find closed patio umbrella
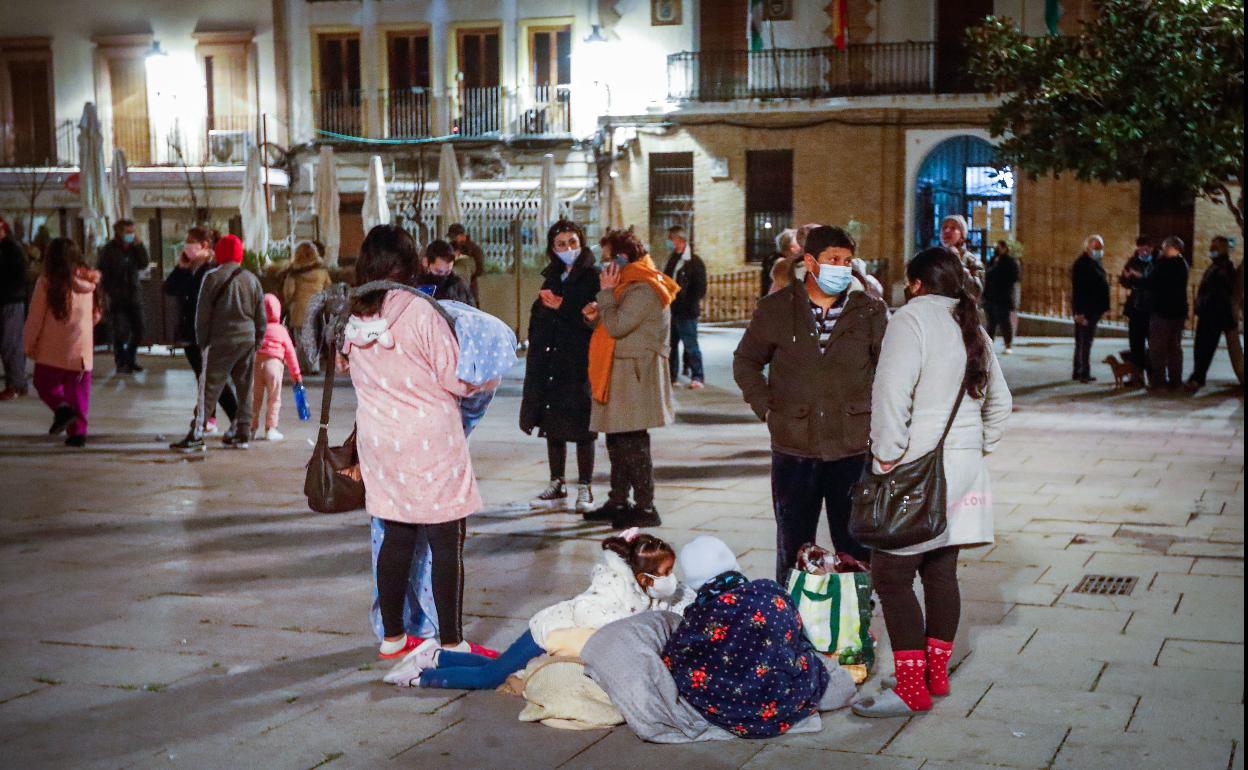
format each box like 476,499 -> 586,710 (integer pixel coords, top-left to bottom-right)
437,143 -> 463,230
362,155 -> 390,234
77,102 -> 111,248
109,147 -> 132,224
315,146 -> 341,266
539,152 -> 558,231
240,139 -> 269,260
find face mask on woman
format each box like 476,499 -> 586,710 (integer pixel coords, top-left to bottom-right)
555,248 -> 580,266
182,243 -> 201,262
1090,249 -> 1104,261
813,263 -> 853,296
644,572 -> 679,600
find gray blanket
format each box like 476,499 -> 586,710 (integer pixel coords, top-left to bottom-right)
582,611 -> 857,744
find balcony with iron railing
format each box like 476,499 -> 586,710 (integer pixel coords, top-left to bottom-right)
1,115 -> 262,169
0,120 -> 79,167
667,42 -> 983,102
313,89 -> 364,138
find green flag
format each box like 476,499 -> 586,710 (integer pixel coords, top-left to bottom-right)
750,1 -> 765,51
1045,0 -> 1062,35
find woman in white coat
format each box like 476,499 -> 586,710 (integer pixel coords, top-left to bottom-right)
854,246 -> 1012,718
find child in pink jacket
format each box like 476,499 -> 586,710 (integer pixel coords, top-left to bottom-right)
252,293 -> 302,441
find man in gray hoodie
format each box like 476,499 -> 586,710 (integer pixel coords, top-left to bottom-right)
171,234 -> 265,452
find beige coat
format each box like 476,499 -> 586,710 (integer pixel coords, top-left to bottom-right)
589,282 -> 674,434
282,256 -> 333,328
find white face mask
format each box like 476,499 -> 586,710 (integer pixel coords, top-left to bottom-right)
644,573 -> 679,600
555,248 -> 580,266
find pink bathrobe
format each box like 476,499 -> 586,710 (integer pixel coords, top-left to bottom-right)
344,291 -> 481,524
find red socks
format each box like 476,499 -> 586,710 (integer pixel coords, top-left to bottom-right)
926,637 -> 953,696
892,650 -> 932,711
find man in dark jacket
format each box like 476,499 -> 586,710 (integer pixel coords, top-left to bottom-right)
163,227 -> 237,430
1119,236 -> 1156,378
983,241 -> 1021,352
663,226 -> 708,388
1070,235 -> 1111,382
0,217 -> 28,400
97,219 -> 151,373
1145,236 -> 1190,389
734,226 -> 888,579
1186,236 -> 1237,391
414,239 -> 476,305
170,235 -> 266,452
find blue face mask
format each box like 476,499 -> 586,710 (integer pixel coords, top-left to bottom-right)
813,263 -> 853,296
555,248 -> 580,266
1090,249 -> 1104,262
1139,251 -> 1153,263
122,233 -> 135,244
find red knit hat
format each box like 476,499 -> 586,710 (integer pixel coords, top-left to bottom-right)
215,234 -> 244,265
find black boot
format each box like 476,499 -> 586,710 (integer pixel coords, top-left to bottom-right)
611,504 -> 662,529
584,500 -> 630,523
49,406 -> 76,435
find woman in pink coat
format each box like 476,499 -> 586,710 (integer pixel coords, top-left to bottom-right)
344,225 -> 491,661
24,238 -> 102,447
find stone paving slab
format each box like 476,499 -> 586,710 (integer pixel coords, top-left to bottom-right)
0,333 -> 1241,768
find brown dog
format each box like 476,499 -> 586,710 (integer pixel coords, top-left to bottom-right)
1103,354 -> 1139,389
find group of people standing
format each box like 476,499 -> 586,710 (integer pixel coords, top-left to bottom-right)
1074,233 -> 1242,390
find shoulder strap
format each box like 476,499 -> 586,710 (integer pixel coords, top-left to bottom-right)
936,387 -> 967,449
210,266 -> 245,311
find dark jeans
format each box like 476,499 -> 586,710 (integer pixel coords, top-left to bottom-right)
0,302 -> 26,390
109,299 -> 144,368
1189,315 -> 1225,386
1126,312 -> 1151,374
547,437 -> 595,485
870,546 -> 961,651
1148,317 -> 1185,387
605,430 -> 654,508
1072,315 -> 1100,379
420,629 -> 543,690
377,518 -> 466,644
184,344 -> 238,422
984,302 -> 1013,347
669,317 -> 704,382
770,451 -> 870,581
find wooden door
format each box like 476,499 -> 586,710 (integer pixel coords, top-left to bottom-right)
5,58 -> 53,164
317,34 -> 362,134
108,56 -> 150,165
935,0 -> 993,93
698,0 -> 749,100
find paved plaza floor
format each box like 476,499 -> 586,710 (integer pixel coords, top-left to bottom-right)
0,329 -> 1242,769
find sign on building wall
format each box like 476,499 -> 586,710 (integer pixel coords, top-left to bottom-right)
652,0 -> 682,25
763,0 -> 795,21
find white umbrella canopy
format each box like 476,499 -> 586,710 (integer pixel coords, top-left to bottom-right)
77,102 -> 110,247
539,152 -> 558,231
109,147 -> 132,224
314,146 -> 341,266
362,155 -> 390,235
239,139 -> 269,259
437,143 -> 463,230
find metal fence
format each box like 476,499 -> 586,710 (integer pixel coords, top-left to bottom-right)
383,88 -> 433,139
668,42 -> 941,101
454,85 -> 505,137
404,194 -> 579,272
518,84 -> 572,136
702,258 -> 892,323
313,89 -> 364,137
1019,262 -> 1205,330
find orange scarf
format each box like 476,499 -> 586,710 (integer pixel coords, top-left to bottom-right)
588,256 -> 680,404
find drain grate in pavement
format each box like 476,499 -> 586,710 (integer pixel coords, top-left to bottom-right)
1073,574 -> 1138,596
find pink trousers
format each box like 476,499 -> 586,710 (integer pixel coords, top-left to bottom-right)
33,363 -> 92,437
252,355 -> 284,431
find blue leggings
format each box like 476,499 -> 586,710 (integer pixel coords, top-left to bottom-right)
419,629 -> 544,690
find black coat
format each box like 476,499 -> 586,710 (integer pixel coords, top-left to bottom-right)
983,253 -> 1020,308
163,262 -> 212,345
1070,254 -> 1110,318
98,239 -> 150,304
1119,253 -> 1156,318
663,251 -> 707,319
1146,256 -> 1190,321
414,272 -> 476,306
520,252 -> 601,442
0,235 -> 26,305
1196,255 -> 1238,330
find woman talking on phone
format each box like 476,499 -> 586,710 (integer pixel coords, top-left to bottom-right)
520,220 -> 602,514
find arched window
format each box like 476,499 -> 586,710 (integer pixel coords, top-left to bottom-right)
914,136 -> 1013,257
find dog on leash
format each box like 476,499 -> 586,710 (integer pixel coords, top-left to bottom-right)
1103,354 -> 1140,389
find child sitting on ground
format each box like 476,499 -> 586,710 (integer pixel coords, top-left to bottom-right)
385,529 -> 691,689
253,293 -> 302,441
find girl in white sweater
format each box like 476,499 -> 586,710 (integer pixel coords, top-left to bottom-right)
386,529 -> 690,688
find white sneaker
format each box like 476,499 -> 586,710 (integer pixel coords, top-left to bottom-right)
266,428 -> 284,442
530,480 -> 568,510
1003,346 -> 1014,355
575,484 -> 594,513
204,419 -> 219,435
254,429 -> 268,441
383,638 -> 443,687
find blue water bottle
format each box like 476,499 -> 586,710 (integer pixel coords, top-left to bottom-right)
293,382 -> 311,421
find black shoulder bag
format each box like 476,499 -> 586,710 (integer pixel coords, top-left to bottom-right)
848,388 -> 966,550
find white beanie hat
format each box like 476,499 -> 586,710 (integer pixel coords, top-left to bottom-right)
679,535 -> 741,589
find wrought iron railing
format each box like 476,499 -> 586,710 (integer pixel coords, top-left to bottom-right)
454,85 -> 504,137
518,84 -> 572,136
313,89 -> 364,137
668,42 -> 965,102
0,119 -> 78,167
383,87 -> 433,139
1020,262 -> 1203,331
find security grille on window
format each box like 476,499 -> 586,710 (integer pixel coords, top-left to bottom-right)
745,149 -> 793,263
649,152 -> 694,254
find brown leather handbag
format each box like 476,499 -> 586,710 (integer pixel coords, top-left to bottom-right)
303,344 -> 365,513
848,388 -> 965,550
